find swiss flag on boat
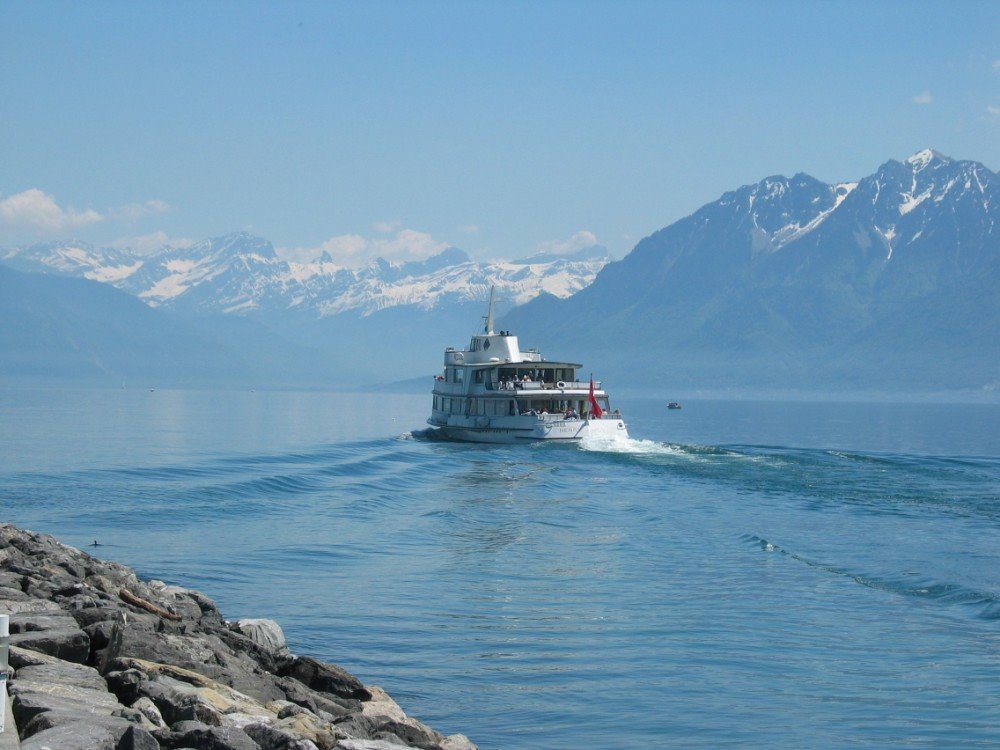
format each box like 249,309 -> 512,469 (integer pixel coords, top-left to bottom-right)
588,376 -> 604,419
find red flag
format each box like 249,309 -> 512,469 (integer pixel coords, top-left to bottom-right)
588,376 -> 604,418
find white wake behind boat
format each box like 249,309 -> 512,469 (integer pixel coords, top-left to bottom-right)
427,290 -> 628,443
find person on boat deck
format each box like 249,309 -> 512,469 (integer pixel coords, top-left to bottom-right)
522,374 -> 530,382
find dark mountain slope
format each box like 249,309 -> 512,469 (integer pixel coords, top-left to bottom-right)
502,151 -> 998,391
0,266 -> 336,386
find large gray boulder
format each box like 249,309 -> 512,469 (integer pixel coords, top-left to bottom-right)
8,612 -> 90,663
14,660 -> 107,693
277,657 -> 371,702
8,680 -> 122,726
19,720 -> 144,750
155,721 -> 262,750
232,619 -> 289,657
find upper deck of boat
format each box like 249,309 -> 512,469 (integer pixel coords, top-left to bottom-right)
444,358 -> 584,371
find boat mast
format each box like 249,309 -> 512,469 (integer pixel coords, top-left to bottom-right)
483,285 -> 496,334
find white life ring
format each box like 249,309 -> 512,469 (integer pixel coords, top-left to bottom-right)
557,381 -> 566,389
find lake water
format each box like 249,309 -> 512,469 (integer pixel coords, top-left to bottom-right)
1,387 -> 998,748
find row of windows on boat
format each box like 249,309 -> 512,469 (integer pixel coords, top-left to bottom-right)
433,396 -> 611,416
441,367 -> 579,385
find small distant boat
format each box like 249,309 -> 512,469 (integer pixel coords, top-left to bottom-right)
667,402 -> 682,410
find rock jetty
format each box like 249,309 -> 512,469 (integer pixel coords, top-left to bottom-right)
0,523 -> 476,750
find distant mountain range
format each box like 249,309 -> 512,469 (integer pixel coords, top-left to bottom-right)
2,149 -> 996,393
503,149 -> 999,392
0,234 -> 609,319
0,235 -> 610,385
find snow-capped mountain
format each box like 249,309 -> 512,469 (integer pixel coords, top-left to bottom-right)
117,233 -> 292,314
0,240 -> 142,283
2,232 -> 610,319
504,150 -> 999,390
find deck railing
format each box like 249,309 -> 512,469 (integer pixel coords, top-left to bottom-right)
496,380 -> 602,391
523,410 -> 623,421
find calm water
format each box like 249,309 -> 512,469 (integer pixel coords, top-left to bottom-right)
1,387 -> 998,748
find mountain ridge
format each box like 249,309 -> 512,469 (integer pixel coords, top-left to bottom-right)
501,150 -> 998,390
2,232 -> 610,319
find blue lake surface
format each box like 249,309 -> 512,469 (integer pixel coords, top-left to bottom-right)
1,387 -> 998,748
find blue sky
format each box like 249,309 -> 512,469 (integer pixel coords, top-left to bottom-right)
2,1 -> 997,264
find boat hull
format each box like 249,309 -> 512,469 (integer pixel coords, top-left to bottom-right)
428,416 -> 629,444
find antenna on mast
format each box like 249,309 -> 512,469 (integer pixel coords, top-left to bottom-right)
483,285 -> 496,334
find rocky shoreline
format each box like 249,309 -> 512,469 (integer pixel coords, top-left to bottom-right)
0,523 -> 476,750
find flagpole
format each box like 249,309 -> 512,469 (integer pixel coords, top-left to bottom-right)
588,372 -> 604,419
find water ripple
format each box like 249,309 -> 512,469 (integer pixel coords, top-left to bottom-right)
3,398 -> 1000,750
743,534 -> 1000,621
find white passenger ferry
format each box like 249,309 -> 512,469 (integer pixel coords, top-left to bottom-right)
428,291 -> 628,443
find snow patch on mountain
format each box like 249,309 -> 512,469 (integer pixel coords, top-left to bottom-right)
905,148 -> 948,171
287,259 -> 343,283
899,190 -> 931,216
86,262 -> 142,283
772,182 -> 859,249
1,240 -> 142,283
140,275 -> 188,302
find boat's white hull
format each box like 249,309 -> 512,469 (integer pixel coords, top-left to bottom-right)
428,415 -> 628,444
